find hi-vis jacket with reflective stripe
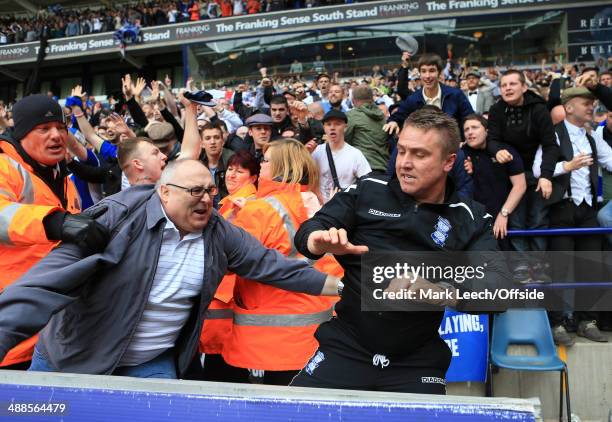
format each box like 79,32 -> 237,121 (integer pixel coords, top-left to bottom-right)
222,179 -> 342,371
0,138 -> 80,366
199,183 -> 257,355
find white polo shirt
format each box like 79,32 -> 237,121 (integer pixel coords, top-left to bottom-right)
119,206 -> 205,366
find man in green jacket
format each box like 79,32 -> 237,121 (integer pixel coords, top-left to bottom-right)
345,86 -> 390,174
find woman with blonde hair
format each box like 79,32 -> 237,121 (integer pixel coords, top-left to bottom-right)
222,138 -> 342,385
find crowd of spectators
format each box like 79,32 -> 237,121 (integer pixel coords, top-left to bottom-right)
0,50 -> 611,386
0,0 -> 359,45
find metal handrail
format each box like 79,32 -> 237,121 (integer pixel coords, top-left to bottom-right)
507,227 -> 612,288
525,282 -> 612,288
507,227 -> 612,237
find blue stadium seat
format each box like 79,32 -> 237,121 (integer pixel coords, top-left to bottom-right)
488,309 -> 571,422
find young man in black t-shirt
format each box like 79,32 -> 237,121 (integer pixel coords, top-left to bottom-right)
486,70 -> 560,282
462,114 -> 526,250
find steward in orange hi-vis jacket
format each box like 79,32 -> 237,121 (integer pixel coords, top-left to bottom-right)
199,182 -> 257,356
0,94 -> 107,367
222,178 -> 342,378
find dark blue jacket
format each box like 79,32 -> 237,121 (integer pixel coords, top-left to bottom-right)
388,83 -> 474,127
386,147 -> 474,199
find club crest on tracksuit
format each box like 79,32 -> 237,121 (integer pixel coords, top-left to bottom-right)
431,216 -> 451,247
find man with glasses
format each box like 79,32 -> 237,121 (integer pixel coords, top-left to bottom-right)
0,159 -> 342,378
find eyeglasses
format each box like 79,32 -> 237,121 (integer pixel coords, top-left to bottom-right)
166,183 -> 218,198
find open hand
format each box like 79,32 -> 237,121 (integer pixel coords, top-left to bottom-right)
307,228 -> 369,256
382,121 -> 400,135
122,74 -> 133,99
133,77 -> 147,98
71,85 -> 86,99
493,213 -> 508,239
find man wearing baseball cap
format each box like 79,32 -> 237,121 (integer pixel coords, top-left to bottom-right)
0,94 -> 109,369
532,86 -> 612,344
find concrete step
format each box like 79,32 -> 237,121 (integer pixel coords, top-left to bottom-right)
448,331 -> 612,421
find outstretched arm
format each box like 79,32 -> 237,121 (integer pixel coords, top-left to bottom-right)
177,92 -> 202,160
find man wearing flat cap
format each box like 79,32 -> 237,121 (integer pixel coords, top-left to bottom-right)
0,94 -> 108,369
244,113 -> 274,163
532,86 -> 612,345
146,121 -> 178,160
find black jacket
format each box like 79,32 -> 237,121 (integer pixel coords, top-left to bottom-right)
295,175 -> 506,365
487,90 -> 559,180
547,122 -> 599,207
67,156 -> 122,197
590,83 -> 612,111
272,115 -> 313,143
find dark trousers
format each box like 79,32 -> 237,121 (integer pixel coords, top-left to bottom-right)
184,353 -> 297,385
508,172 -> 549,269
202,354 -> 250,383
291,319 -> 447,394
548,200 -> 602,326
0,361 -> 31,371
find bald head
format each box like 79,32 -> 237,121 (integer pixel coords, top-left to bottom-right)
308,102 -> 325,121
550,105 -> 566,125
157,159 -> 211,188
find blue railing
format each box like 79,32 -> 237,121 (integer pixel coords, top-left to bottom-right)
506,226 -> 612,288
507,228 -> 612,237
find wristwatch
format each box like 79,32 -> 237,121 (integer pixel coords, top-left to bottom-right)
337,280 -> 344,297
500,208 -> 510,218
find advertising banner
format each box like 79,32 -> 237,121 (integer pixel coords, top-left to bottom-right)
440,309 -> 489,382
567,6 -> 612,62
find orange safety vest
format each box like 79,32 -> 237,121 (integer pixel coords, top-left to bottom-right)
218,183 -> 257,222
0,139 -> 81,366
222,179 -> 342,371
199,183 -> 257,354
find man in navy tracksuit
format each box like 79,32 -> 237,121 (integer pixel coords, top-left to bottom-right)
384,53 -> 474,199
383,53 -> 474,134
292,108 -> 506,394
